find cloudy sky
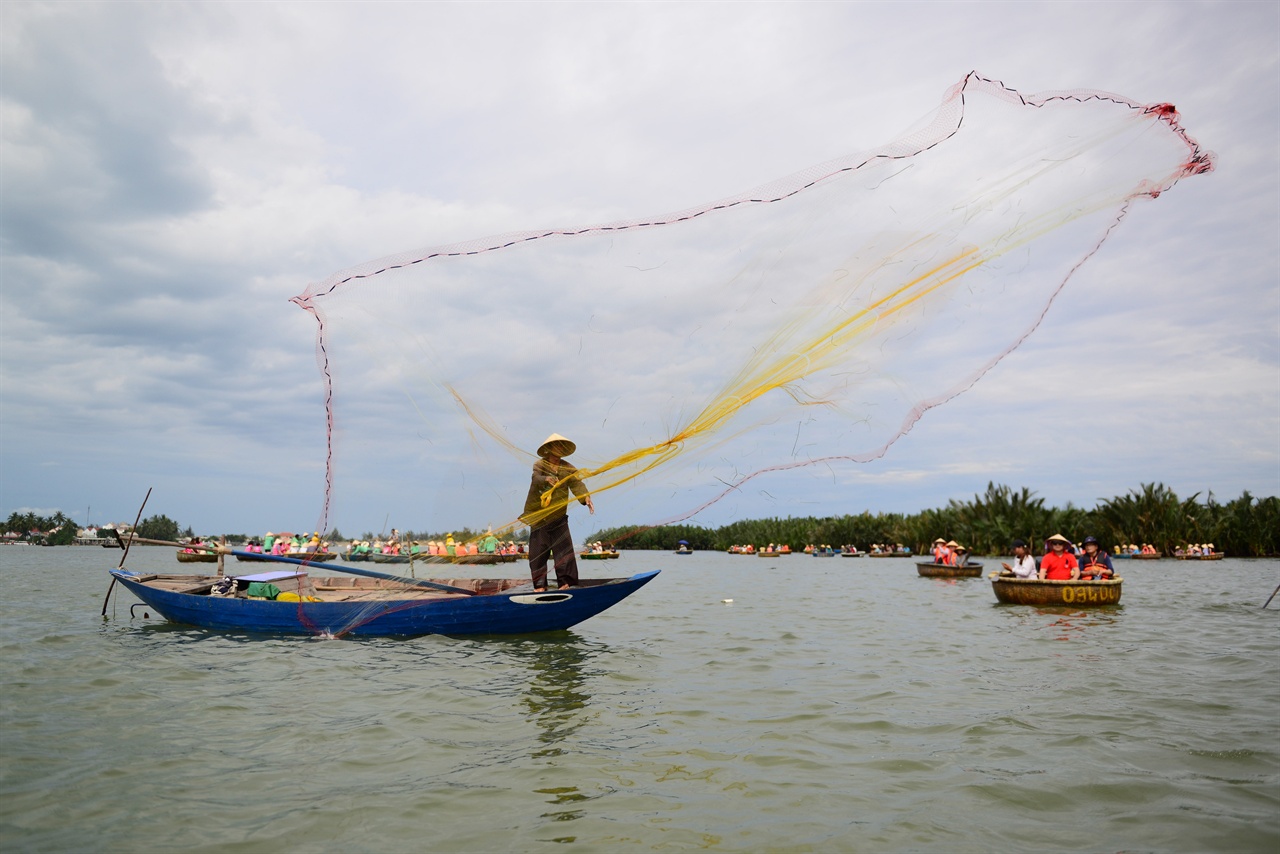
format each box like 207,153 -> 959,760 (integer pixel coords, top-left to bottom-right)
2,1 -> 1276,538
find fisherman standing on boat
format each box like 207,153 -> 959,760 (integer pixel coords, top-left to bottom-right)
1077,536 -> 1114,580
522,433 -> 594,592
1001,538 -> 1038,578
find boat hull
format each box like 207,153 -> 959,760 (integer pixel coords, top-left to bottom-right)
990,575 -> 1123,606
579,551 -> 620,560
916,561 -> 983,578
1175,553 -> 1224,560
175,551 -> 217,564
110,569 -> 659,637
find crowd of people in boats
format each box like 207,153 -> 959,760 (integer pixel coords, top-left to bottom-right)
926,539 -> 977,567
1173,543 -> 1219,556
1114,543 -> 1161,555
181,533 -> 332,556
987,535 -> 1116,581
866,543 -> 911,555
725,543 -> 909,555
235,531 -> 332,556
186,530 -> 1222,566
343,529 -> 522,558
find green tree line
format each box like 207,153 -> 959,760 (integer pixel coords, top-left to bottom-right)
2,510 -> 82,545
3,512 -> 196,545
588,483 -> 1280,557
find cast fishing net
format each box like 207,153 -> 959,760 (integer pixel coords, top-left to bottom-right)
292,73 -> 1212,543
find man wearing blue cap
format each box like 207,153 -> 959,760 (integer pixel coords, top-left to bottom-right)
1078,536 -> 1115,580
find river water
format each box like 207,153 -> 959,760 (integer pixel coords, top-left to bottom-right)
1,546 -> 1276,853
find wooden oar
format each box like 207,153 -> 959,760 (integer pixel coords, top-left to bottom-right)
113,534 -> 477,596
103,488 -> 151,616
1263,583 -> 1280,610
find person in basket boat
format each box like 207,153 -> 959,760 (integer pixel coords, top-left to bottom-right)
1078,536 -> 1115,580
944,540 -> 964,565
931,538 -> 948,562
1039,533 -> 1079,580
522,433 -> 594,592
1000,538 -> 1038,578
952,544 -> 972,566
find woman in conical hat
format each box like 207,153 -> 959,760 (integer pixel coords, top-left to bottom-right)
523,433 -> 593,591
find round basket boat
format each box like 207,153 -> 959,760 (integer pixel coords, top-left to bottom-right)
989,574 -> 1123,606
175,550 -> 217,563
916,561 -> 983,578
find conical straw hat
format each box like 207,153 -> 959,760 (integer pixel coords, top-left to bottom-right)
538,433 -> 576,458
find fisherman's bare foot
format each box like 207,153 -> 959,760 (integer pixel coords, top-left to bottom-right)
534,587 -> 547,593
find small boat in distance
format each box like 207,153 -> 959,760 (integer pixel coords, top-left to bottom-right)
367,552 -> 517,565
237,551 -> 338,563
675,540 -> 692,554
916,561 -> 983,578
579,550 -> 620,560
989,573 -> 1123,606
175,551 -> 217,564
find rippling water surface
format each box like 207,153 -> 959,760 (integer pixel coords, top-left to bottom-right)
2,547 -> 1277,853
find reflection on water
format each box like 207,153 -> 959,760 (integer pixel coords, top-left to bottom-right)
486,633 -> 606,757
996,602 -> 1124,643
488,632 -> 611,833
1035,608 -> 1122,642
525,633 -> 599,756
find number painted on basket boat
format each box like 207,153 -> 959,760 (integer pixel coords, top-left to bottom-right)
1061,585 -> 1120,604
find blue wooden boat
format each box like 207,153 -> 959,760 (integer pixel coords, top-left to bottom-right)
108,566 -> 659,638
